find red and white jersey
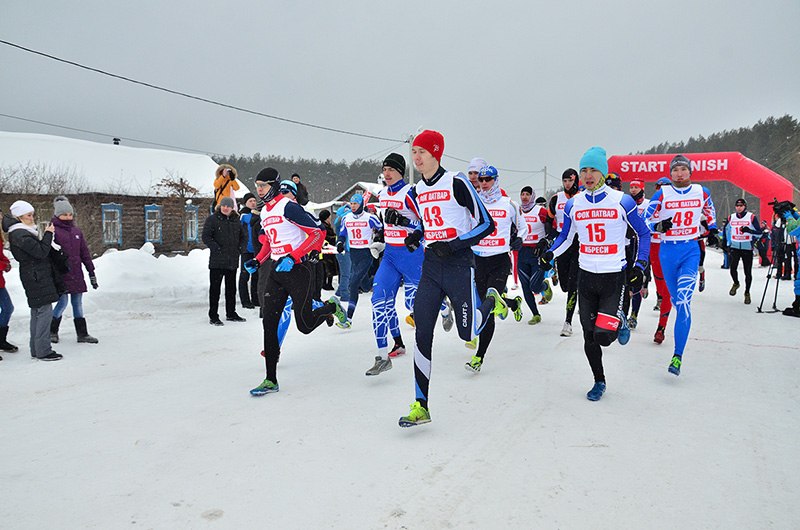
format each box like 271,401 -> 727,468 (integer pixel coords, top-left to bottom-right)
555,191 -> 572,231
658,184 -> 705,242
261,196 -> 308,260
473,197 -> 525,257
729,211 -> 755,243
416,171 -> 474,243
341,211 -> 380,249
522,204 -> 548,245
566,189 -> 630,273
636,198 -> 651,218
378,184 -> 419,247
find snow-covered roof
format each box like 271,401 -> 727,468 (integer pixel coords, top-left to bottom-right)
0,131 -> 247,197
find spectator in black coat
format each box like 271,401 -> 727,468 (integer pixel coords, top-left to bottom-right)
318,210 -> 338,291
202,197 -> 247,325
4,201 -> 63,361
291,173 -> 310,206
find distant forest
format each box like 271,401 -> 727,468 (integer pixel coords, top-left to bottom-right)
637,114 -> 800,216
215,114 -> 800,217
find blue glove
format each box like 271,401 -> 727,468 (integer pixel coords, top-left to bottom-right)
244,258 -> 260,274
275,256 -> 295,272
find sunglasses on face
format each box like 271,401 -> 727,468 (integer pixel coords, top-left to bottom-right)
478,176 -> 495,183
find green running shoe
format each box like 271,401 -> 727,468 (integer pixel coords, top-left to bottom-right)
398,401 -> 431,427
465,355 -> 483,373
528,314 -> 542,325
668,355 -> 682,376
250,378 -> 279,396
465,337 -> 478,349
512,296 -> 523,322
328,296 -> 348,325
543,279 -> 553,302
486,287 -> 508,320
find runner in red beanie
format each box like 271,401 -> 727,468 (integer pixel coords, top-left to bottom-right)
412,130 -> 445,162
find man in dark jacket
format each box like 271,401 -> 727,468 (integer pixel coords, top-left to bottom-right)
202,197 -> 247,325
238,193 -> 260,309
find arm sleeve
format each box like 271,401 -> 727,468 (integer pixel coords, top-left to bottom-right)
645,190 -> 664,231
622,195 -> 651,264
79,230 -> 95,274
451,175 -> 495,250
201,216 -> 221,251
283,202 -> 325,261
255,233 -> 271,264
550,200 -> 577,258
513,203 -> 528,241
369,214 -> 383,231
702,187 -> 717,230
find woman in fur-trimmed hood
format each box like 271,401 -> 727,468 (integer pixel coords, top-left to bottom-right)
213,163 -> 240,209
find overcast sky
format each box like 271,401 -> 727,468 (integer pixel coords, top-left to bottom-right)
2,0 -> 799,193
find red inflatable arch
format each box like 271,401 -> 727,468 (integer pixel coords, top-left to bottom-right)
608,152 -> 795,227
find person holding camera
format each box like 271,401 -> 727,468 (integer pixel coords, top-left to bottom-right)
3,201 -> 63,361
213,164 -> 240,210
771,200 -> 800,316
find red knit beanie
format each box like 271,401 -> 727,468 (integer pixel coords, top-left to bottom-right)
412,130 -> 445,162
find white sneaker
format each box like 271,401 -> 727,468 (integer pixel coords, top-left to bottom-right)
440,297 -> 454,332
560,321 -> 573,337
365,356 -> 392,376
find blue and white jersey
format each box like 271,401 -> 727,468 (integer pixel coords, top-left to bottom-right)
551,186 -> 650,273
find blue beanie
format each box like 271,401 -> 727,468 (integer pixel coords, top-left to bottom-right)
579,146 -> 608,176
350,194 -> 364,205
279,179 -> 298,195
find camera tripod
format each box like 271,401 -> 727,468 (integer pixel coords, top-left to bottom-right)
757,248 -> 783,313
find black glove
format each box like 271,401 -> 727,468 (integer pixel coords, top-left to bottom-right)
533,238 -> 552,258
627,260 -> 647,294
654,218 -> 673,233
404,231 -> 422,252
336,241 -> 345,254
706,228 -> 719,248
384,208 -> 411,227
740,226 -> 753,234
539,250 -> 554,271
510,237 -> 523,251
244,259 -> 260,274
372,229 -> 384,243
89,274 -> 99,290
427,241 -> 453,258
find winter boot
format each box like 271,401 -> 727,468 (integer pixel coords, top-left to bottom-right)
783,296 -> 800,317
0,326 -> 19,353
744,291 -> 751,305
74,318 -> 99,344
729,282 -> 740,296
50,316 -> 62,343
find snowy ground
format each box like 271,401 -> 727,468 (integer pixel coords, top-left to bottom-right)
0,246 -> 797,529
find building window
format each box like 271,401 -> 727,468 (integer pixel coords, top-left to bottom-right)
144,204 -> 162,244
184,204 -> 199,242
101,203 -> 123,245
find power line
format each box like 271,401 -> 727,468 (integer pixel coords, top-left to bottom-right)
0,112 -> 224,155
0,39 -> 404,143
442,153 -> 544,174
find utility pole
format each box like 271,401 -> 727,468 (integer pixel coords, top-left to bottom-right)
543,166 -> 547,198
407,133 -> 415,184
